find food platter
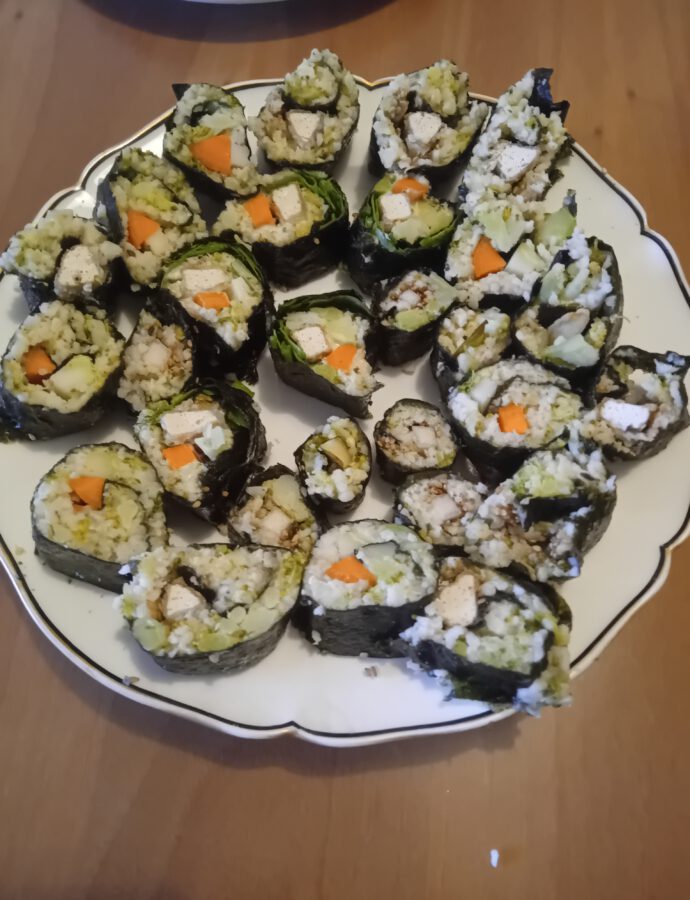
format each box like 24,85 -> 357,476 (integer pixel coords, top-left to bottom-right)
1,74 -> 689,747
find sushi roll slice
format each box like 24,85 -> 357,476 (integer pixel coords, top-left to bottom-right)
0,301 -> 125,439
213,169 -> 348,288
514,234 -> 623,383
117,299 -> 198,414
444,193 -> 578,313
250,49 -> 360,173
119,543 -> 302,674
581,346 -> 690,460
372,269 -> 459,366
163,83 -> 260,200
159,238 -> 271,382
393,471 -> 488,555
459,68 -> 571,215
31,442 -> 168,592
400,558 -> 572,711
295,520 -> 438,657
134,381 -> 267,523
369,60 -> 489,183
269,291 -> 378,419
0,210 -> 122,313
227,465 -> 320,558
96,148 -> 207,288
346,174 -> 458,292
374,399 -> 458,485
431,303 -> 512,397
294,416 -> 371,514
460,440 -> 617,581
446,359 -> 582,473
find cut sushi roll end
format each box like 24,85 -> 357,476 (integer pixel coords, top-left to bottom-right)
374,399 -> 458,485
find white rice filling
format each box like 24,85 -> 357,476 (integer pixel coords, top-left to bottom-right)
377,402 -> 457,469
300,417 -> 369,503
539,232 -> 614,311
396,473 -> 488,544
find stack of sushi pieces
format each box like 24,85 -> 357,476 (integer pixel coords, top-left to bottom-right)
1,52 -> 688,713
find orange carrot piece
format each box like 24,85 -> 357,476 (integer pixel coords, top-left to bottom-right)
68,476 -> 106,511
127,210 -> 160,250
162,444 -> 199,469
325,555 -> 377,586
190,134 -> 232,176
194,290 -> 231,311
243,193 -> 276,228
472,236 -> 506,280
23,347 -> 56,384
324,344 -> 357,373
392,177 -> 429,201
498,403 -> 529,434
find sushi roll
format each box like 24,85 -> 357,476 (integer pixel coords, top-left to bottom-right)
459,68 -> 571,215
400,558 -> 572,711
446,359 -> 582,473
460,440 -> 617,581
31,442 -> 168,592
163,83 -> 260,200
581,346 -> 690,460
117,299 -> 198,414
430,303 -> 512,397
226,465 -> 320,558
268,290 -> 379,419
374,399 -> 458,485
159,238 -> 271,382
369,60 -> 489,183
250,49 -> 360,173
346,174 -> 458,292
372,269 -> 460,366
393,471 -> 488,555
295,519 -> 438,657
118,543 -> 302,674
213,169 -> 348,288
444,193 -> 578,313
0,301 -> 125,439
294,416 -> 371,514
96,148 -> 207,288
0,210 -> 122,313
134,381 -> 267,523
513,233 -> 623,383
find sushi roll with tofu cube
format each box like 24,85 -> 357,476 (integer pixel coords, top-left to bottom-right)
163,83 -> 260,200
294,416 -> 372,514
374,399 -> 459,485
295,519 -> 438,657
213,170 -> 348,288
0,210 -> 122,313
118,542 -> 303,674
269,290 -> 379,419
0,301 -> 125,439
31,442 -> 168,592
581,346 -> 690,460
346,174 -> 457,292
96,148 -> 207,288
369,60 -> 489,183
400,557 -> 572,711
250,49 -> 360,173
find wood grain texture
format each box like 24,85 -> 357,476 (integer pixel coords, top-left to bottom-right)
1,1 -> 689,897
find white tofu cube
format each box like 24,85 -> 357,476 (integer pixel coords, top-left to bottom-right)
54,245 -> 101,292
161,582 -> 205,621
601,398 -> 650,432
140,339 -> 170,369
194,425 -> 229,461
259,508 -> 293,542
230,276 -> 251,304
379,192 -> 412,229
495,142 -> 540,183
182,267 -> 227,295
271,183 -> 305,224
292,325 -> 330,361
412,425 -> 436,448
286,110 -> 323,149
404,111 -> 443,154
434,573 -> 477,627
427,493 -> 461,527
160,410 -> 219,443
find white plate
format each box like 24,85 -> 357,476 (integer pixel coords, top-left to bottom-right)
2,77 -> 689,748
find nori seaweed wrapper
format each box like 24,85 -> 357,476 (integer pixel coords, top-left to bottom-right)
158,237 -> 272,383
374,398 -> 459,485
346,174 -> 458,293
214,170 -> 349,288
268,290 -> 379,419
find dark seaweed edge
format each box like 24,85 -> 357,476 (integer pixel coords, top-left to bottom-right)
2,79 -> 689,742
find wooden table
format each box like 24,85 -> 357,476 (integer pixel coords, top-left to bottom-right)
1,1 -> 689,896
